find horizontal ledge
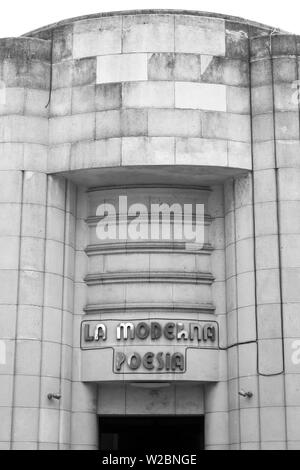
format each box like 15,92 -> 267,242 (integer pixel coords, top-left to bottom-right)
87,183 -> 212,193
84,271 -> 215,285
85,241 -> 214,255
84,302 -> 216,314
85,214 -> 213,226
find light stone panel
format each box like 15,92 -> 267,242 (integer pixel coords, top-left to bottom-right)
97,54 -> 148,84
175,82 -> 227,112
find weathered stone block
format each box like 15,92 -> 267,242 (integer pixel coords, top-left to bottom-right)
260,406 -> 286,441
20,237 -> 45,272
11,407 -> 39,442
275,111 -> 299,140
73,58 -> 96,87
0,143 -> 23,171
273,57 -> 297,83
0,236 -> 19,269
148,53 -> 175,81
251,59 -> 272,87
254,202 -> 278,236
148,53 -> 203,82
256,235 -> 279,269
53,25 -> 73,63
281,234 -> 300,268
50,88 -> 72,117
23,206 -> 46,242
201,57 -> 249,86
227,86 -> 250,114
279,168 -> 300,200
23,171 -> 47,205
123,81 -> 174,108
52,61 -> 73,89
253,141 -> 275,170
0,202 -> 21,236
228,141 -> 252,169
72,85 -> 95,114
225,21 -> 249,59
70,138 -> 121,170
271,35 -> 297,56
122,136 -> 175,165
175,15 -> 225,56
0,116 -> 48,144
121,109 -> 148,136
202,112 -> 251,142
0,88 -> 24,115
277,141 -> 300,168
96,110 -> 120,139
236,204 -> 254,241
251,86 -> 273,115
274,83 -> 298,111
238,306 -> 257,343
49,113 -> 94,145
48,144 -> 71,173
25,89 -> 49,117
73,17 -> 122,58
252,114 -> 274,142
250,36 -> 270,60
95,83 -> 121,111
254,169 -> 276,203
1,59 -> 50,89
175,138 -> 227,166
148,109 -> 201,137
123,14 -> 174,53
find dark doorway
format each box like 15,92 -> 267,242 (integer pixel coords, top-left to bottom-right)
98,416 -> 205,451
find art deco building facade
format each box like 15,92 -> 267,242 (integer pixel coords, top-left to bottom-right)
0,9 -> 300,450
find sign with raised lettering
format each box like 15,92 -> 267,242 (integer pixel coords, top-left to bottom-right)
81,319 -> 219,377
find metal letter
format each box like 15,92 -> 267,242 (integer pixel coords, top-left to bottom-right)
164,323 -> 175,340
165,353 -> 171,371
115,352 -> 126,371
84,324 -> 94,342
94,324 -> 107,341
189,323 -> 202,342
177,323 -> 189,341
156,352 -> 164,370
171,353 -> 185,371
143,352 -> 155,370
127,353 -> 141,370
203,324 -> 216,342
151,322 -> 162,340
135,322 -> 150,340
117,323 -> 135,340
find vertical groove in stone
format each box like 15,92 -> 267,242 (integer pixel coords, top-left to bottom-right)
37,174 -> 49,449
9,170 -> 24,449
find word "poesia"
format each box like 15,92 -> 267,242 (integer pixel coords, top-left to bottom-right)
115,351 -> 185,372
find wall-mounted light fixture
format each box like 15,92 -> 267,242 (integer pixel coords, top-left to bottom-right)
238,390 -> 253,399
47,393 -> 62,401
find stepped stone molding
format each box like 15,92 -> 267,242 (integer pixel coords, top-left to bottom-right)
84,271 -> 215,286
